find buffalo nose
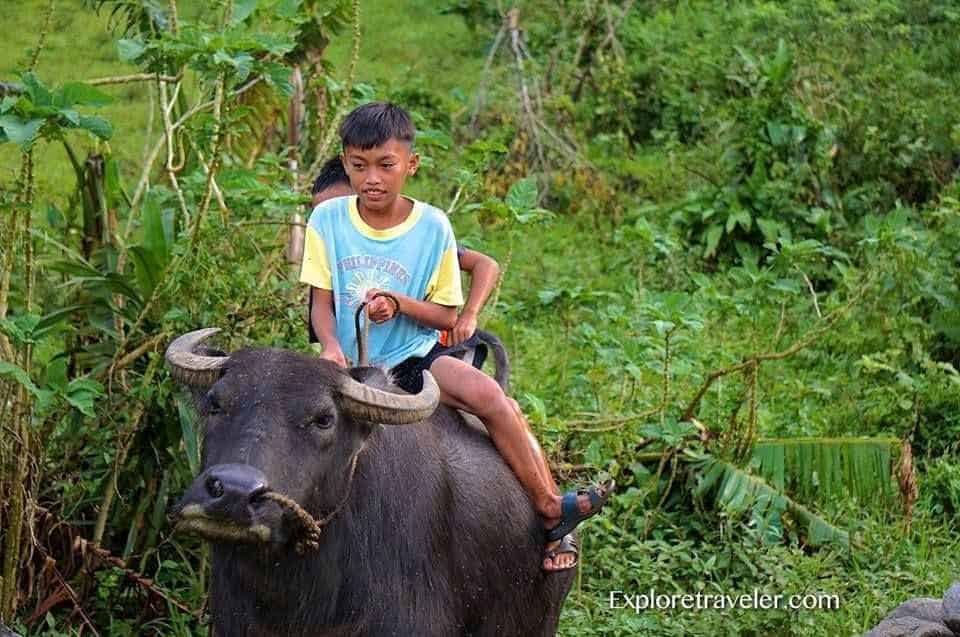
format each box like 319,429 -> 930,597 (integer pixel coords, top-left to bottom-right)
183,464 -> 270,522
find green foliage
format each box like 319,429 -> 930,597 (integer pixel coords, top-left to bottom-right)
751,437 -> 899,510
0,73 -> 113,148
920,457 -> 960,519
4,0 -> 960,634
692,451 -> 848,548
464,175 -> 555,229
534,0 -> 960,261
83,0 -> 171,37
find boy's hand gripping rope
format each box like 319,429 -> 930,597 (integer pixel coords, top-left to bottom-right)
353,292 -> 401,366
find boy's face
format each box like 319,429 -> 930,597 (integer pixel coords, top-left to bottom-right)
342,138 -> 419,214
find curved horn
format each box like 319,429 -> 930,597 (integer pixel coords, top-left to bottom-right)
165,328 -> 230,387
338,371 -> 439,425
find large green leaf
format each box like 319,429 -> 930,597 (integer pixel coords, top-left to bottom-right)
750,437 -> 898,509
0,361 -> 41,397
20,72 -> 52,106
141,195 -> 173,261
129,246 -> 164,298
131,195 -> 174,297
691,453 -> 849,549
0,114 -> 44,147
703,223 -> 724,258
506,177 -> 538,213
0,314 -> 42,345
232,0 -> 259,24
64,377 -> 105,417
79,115 -> 113,140
60,82 -> 114,108
117,38 -> 147,62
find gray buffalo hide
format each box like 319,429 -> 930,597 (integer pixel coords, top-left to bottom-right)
944,583 -> 960,634
862,617 -> 955,637
864,583 -> 960,637
885,598 -> 948,625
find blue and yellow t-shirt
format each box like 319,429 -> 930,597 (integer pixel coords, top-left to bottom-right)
299,195 -> 463,368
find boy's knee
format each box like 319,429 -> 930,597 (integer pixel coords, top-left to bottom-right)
460,376 -> 510,420
432,358 -> 515,420
474,380 -> 509,416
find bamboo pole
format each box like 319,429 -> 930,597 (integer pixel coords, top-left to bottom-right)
0,149 -> 36,622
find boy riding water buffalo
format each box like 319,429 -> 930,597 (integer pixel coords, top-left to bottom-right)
299,102 -> 613,570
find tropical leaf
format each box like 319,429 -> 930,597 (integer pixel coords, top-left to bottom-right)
750,437 -> 899,509
78,115 -> 113,140
0,361 -> 42,398
60,82 -> 114,108
506,176 -> 537,213
690,452 -> 849,549
0,114 -> 44,148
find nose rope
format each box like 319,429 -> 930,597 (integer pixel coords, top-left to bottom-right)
261,450 -> 362,554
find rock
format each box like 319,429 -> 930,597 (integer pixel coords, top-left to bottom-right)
884,598 -> 947,624
862,617 -> 955,637
944,582 -> 960,634
0,625 -> 22,637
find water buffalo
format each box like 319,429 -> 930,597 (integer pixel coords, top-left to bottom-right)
167,328 -> 574,636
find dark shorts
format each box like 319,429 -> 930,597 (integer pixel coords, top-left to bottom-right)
390,334 -> 488,394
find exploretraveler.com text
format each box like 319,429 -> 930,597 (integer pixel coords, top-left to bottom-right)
608,589 -> 840,613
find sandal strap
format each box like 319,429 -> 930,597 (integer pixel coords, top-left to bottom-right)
546,480 -> 615,542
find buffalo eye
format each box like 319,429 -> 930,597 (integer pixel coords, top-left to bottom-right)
311,413 -> 334,429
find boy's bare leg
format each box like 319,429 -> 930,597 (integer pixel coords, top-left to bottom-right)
429,357 -> 560,519
502,397 -> 578,571
429,357 -> 600,569
506,396 -> 560,496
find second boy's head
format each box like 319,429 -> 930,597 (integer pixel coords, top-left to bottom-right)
339,102 -> 419,214
311,157 -> 353,207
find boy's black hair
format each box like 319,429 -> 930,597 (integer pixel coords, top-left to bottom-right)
339,102 -> 415,150
311,156 -> 350,195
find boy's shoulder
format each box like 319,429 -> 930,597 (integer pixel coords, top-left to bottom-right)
412,199 -> 454,235
307,195 -> 352,226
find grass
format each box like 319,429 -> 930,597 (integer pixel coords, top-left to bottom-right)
1,0 -> 485,206
2,0 -> 152,203
325,0 -> 486,96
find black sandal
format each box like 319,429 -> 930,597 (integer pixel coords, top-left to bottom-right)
545,479 -> 615,543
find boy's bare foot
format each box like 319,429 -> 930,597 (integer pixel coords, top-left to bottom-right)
543,534 -> 578,571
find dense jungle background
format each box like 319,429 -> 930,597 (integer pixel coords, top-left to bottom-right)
1,0 -> 960,635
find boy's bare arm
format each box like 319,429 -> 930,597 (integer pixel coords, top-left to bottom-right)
365,290 -> 457,331
452,248 -> 499,345
311,287 -> 347,367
